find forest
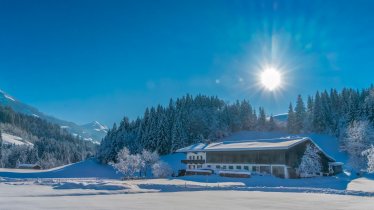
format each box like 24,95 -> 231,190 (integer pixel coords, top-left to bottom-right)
98,87 -> 374,172
98,94 -> 278,163
0,106 -> 96,169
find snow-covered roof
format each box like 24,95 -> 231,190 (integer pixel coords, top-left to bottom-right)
17,163 -> 40,168
176,137 -> 309,153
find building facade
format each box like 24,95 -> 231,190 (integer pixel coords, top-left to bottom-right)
177,137 -> 343,178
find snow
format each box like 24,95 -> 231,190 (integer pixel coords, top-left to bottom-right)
176,143 -> 207,152
218,171 -> 251,175
0,159 -> 121,179
177,137 -> 310,152
273,113 -> 288,122
187,169 -> 213,173
93,121 -> 108,130
0,90 -> 16,101
221,131 -> 348,163
160,153 -> 185,174
0,177 -> 373,210
1,133 -> 33,146
0,153 -> 374,209
0,132 -> 373,209
348,177 -> 374,193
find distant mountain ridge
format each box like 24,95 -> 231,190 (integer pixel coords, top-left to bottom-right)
0,89 -> 107,143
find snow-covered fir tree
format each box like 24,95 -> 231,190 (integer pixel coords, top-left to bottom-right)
98,94 -> 273,163
287,103 -> 296,134
294,95 -> 306,134
0,106 -> 95,169
297,144 -> 322,177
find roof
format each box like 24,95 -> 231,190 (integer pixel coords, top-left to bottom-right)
17,164 -> 40,168
176,136 -> 338,163
176,137 -> 309,153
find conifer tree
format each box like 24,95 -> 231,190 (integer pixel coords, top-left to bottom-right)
294,95 -> 306,134
287,103 -> 296,134
268,115 -> 276,131
257,107 -> 266,131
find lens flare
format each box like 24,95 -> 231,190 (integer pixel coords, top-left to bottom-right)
260,68 -> 282,91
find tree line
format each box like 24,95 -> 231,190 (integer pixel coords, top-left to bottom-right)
287,86 -> 374,172
0,106 -> 96,169
98,94 -> 278,163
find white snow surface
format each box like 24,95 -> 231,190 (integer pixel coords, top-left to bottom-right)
1,131 -> 372,210
177,137 -> 308,152
221,131 -> 348,163
0,89 -> 16,101
0,176 -> 373,210
1,133 -> 33,146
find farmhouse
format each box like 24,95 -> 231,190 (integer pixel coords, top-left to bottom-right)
16,163 -> 41,170
177,137 -> 343,178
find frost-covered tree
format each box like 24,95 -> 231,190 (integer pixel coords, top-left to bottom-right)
342,120 -> 374,171
152,161 -> 173,178
362,145 -> 374,173
110,147 -> 144,179
297,144 -> 322,177
140,149 -> 159,177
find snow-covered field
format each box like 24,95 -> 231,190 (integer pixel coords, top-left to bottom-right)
0,131 -> 373,209
1,132 -> 33,146
0,177 -> 374,210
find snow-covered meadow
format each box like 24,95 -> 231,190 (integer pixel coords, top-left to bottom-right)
1,175 -> 374,210
1,131 -> 374,209
1,157 -> 374,210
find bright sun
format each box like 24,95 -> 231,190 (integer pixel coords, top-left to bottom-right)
260,68 -> 282,91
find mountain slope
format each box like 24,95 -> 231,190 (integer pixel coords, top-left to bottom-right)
0,89 -> 107,143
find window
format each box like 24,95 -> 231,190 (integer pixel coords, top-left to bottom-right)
207,165 -> 211,168
197,165 -> 202,168
189,156 -> 192,160
228,166 -> 234,170
244,166 -> 249,171
192,156 -> 195,160
236,166 -> 242,170
216,165 -> 221,169
260,166 -> 271,174
222,165 -> 227,169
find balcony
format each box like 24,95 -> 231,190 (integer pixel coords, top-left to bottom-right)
181,159 -> 205,164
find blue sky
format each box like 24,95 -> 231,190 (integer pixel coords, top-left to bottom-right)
1,0 -> 374,126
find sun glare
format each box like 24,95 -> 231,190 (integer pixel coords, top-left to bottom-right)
260,68 -> 282,91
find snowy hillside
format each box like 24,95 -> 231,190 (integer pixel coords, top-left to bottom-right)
273,113 -> 288,122
0,89 -> 107,143
1,132 -> 33,146
0,159 -> 120,179
80,121 -> 108,142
